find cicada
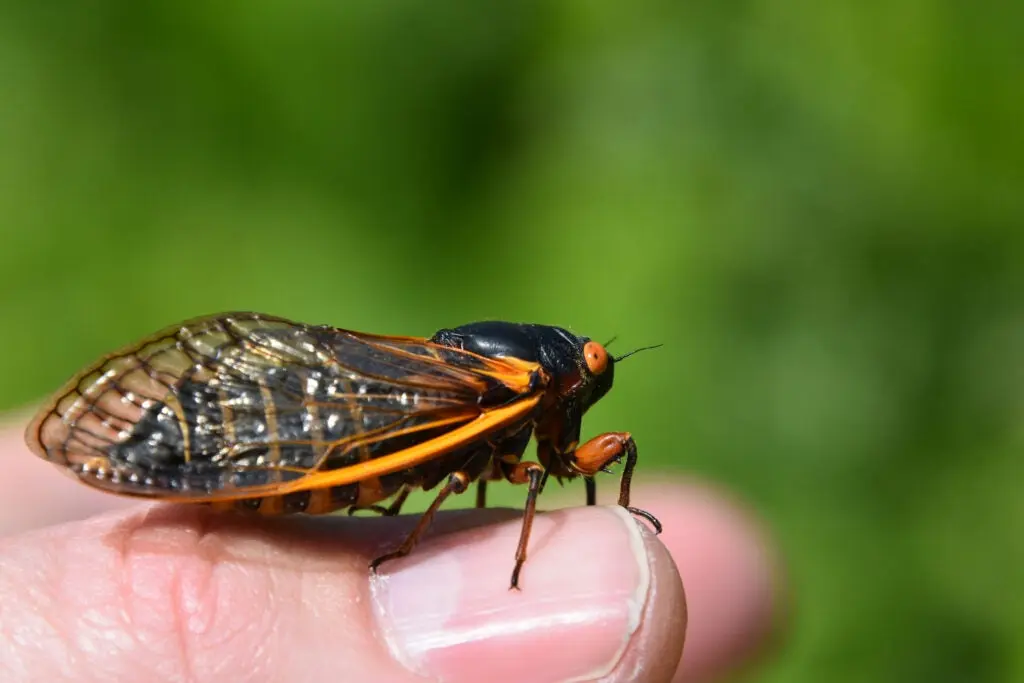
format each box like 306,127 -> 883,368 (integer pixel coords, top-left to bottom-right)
25,312 -> 660,589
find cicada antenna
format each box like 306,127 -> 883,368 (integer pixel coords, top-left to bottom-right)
613,343 -> 663,362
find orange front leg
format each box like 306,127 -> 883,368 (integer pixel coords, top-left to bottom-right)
570,432 -> 663,534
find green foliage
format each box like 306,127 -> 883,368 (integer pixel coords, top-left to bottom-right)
1,2 -> 1021,681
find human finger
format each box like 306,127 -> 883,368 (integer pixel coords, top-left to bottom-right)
553,479 -> 782,683
0,412 -> 137,536
0,502 -> 685,683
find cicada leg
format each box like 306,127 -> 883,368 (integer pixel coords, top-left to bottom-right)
369,472 -> 470,573
474,456 -> 509,508
347,487 -> 411,517
475,422 -> 533,510
475,480 -> 488,509
505,461 -> 546,591
572,432 -> 662,535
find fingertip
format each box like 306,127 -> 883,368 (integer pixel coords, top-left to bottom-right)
601,523 -> 687,683
633,480 -> 783,682
370,505 -> 686,683
2,481 -> 693,683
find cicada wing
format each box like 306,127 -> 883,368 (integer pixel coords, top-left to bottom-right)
26,312 -> 542,501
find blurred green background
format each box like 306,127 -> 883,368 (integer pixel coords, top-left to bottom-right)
2,2 -> 1021,682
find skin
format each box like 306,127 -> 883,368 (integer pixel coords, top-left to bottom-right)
0,412 -> 783,682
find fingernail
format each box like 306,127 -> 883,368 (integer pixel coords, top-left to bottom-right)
370,506 -> 652,683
